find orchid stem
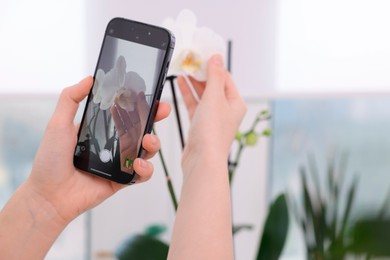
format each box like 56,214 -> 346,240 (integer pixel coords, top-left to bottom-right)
153,127 -> 178,211
103,110 -> 109,142
229,142 -> 245,184
92,107 -> 101,154
167,75 -> 185,150
228,111 -> 271,185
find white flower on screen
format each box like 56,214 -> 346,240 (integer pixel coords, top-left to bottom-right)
93,56 -> 146,110
162,9 -> 226,82
116,71 -> 146,111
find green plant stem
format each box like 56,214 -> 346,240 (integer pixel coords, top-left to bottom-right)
153,128 -> 178,211
229,112 -> 271,185
229,142 -> 244,184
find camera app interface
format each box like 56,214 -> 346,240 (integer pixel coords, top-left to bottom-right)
75,35 -> 166,178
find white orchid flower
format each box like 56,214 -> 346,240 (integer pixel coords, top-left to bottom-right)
92,69 -> 105,104
93,56 -> 146,110
162,9 -> 226,82
116,71 -> 146,111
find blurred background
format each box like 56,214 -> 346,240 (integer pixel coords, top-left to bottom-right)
1,0 -> 390,259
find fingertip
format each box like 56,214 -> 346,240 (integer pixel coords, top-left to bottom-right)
205,55 -> 226,97
208,55 -> 225,75
76,76 -> 94,95
209,54 -> 224,67
164,102 -> 172,114
133,158 -> 153,183
66,76 -> 93,102
136,157 -> 148,169
140,134 -> 161,160
155,102 -> 171,121
52,77 -> 93,125
142,133 -> 160,152
81,75 -> 93,85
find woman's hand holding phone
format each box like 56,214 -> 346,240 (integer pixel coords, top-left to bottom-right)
0,17 -> 174,260
0,76 -> 170,259
29,76 -> 170,225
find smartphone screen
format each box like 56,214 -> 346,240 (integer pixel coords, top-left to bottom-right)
74,18 -> 174,184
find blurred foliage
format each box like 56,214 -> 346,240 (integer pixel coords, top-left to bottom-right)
291,153 -> 390,259
290,153 -> 358,259
115,224 -> 169,260
349,218 -> 390,257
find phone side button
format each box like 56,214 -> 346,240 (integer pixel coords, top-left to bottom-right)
156,87 -> 164,99
162,73 -> 167,85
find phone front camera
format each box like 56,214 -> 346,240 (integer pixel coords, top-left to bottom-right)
148,32 -> 152,36
109,28 -> 114,34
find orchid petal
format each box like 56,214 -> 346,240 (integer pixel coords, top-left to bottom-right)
114,71 -> 147,111
116,55 -> 126,86
93,69 -> 105,104
99,70 -> 120,110
176,10 -> 197,46
161,17 -> 176,31
116,88 -> 137,111
123,71 -> 146,94
161,9 -> 226,81
92,56 -> 146,110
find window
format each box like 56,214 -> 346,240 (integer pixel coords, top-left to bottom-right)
276,0 -> 390,92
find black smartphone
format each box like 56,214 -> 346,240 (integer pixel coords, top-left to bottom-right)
74,18 -> 175,184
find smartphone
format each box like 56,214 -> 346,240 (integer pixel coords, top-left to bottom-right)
74,18 -> 175,184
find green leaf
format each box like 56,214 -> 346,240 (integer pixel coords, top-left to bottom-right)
307,154 -> 321,201
115,234 -> 169,260
301,167 -> 325,253
257,194 -> 289,260
339,176 -> 357,238
144,224 -> 166,237
327,156 -> 338,241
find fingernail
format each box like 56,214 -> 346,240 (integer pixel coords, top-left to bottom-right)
149,134 -> 158,145
138,158 -> 147,169
211,55 -> 223,66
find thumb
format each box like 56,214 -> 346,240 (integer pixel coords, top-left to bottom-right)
204,54 -> 226,99
52,76 -> 93,125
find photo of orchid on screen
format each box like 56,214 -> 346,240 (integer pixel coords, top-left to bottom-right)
74,34 -> 166,180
